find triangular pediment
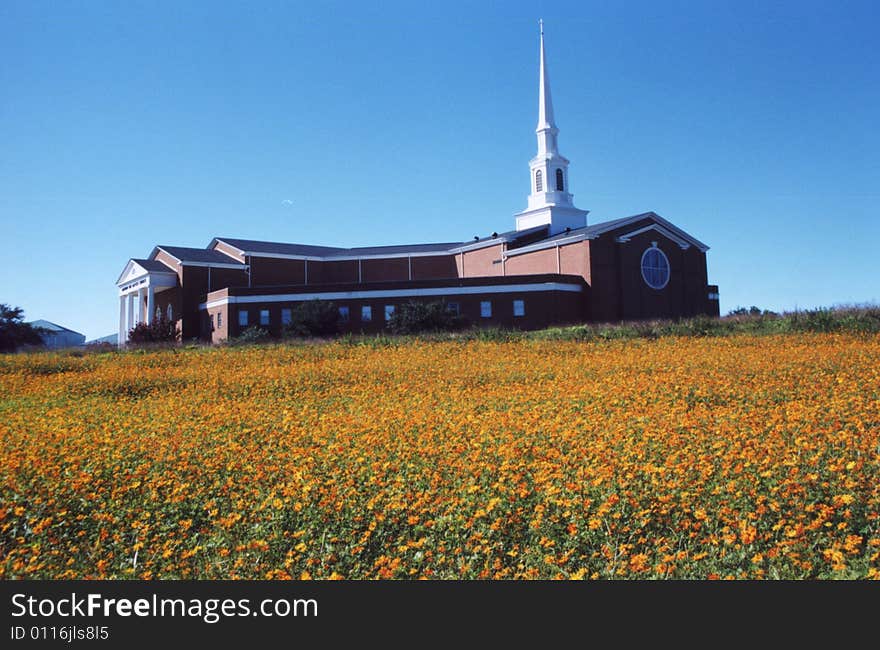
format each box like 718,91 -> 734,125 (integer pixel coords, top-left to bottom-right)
116,260 -> 148,286
116,259 -> 176,286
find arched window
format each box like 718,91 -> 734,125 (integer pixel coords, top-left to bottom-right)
155,306 -> 161,321
167,304 -> 173,321
535,170 -> 543,192
556,168 -> 564,191
641,245 -> 670,290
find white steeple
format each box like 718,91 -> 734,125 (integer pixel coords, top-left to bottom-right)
515,20 -> 588,234
537,19 -> 557,147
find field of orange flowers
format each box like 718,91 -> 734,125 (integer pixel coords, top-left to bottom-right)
1,332 -> 878,579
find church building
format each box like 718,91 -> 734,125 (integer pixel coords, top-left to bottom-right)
116,24 -> 719,345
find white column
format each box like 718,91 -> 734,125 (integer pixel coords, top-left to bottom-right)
138,288 -> 146,325
118,296 -> 126,347
128,293 -> 135,330
147,286 -> 155,325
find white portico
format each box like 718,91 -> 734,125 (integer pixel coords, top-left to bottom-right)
115,259 -> 178,346
515,21 -> 589,235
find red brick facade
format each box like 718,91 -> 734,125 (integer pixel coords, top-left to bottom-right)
120,212 -> 718,343
203,275 -> 589,343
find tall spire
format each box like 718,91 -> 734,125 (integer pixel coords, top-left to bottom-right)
514,20 -> 588,234
537,19 -> 556,132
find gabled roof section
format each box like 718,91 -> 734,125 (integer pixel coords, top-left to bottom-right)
586,212 -> 709,252
116,258 -> 177,285
133,258 -> 176,273
152,246 -> 248,267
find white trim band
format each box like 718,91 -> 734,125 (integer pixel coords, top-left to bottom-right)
200,282 -> 583,310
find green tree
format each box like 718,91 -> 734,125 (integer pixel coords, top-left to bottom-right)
0,304 -> 45,352
387,300 -> 468,334
282,300 -> 340,337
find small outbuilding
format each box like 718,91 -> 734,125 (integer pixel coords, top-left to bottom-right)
29,320 -> 86,349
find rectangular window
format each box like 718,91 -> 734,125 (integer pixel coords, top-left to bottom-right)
217,312 -> 222,328
447,302 -> 461,316
480,301 -> 492,318
384,305 -> 395,322
513,299 -> 525,317
339,306 -> 350,323
210,314 -> 215,330
361,305 -> 372,322
260,309 -> 270,326
238,310 -> 248,327
281,308 -> 292,325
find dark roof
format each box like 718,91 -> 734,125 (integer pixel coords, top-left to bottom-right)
166,211 -> 705,268
452,224 -> 549,251
584,214 -> 640,236
215,237 -> 463,258
516,217 -> 640,248
214,237 -> 346,257
340,242 -> 462,257
154,246 -> 245,265
132,258 -> 175,273
28,319 -> 83,335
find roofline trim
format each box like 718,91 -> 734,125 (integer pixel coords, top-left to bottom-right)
591,212 -> 709,252
209,239 -> 248,263
180,261 -> 251,270
616,224 -> 692,250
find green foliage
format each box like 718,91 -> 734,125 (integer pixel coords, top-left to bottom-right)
524,305 -> 880,343
282,300 -> 340,337
386,300 -> 468,334
127,317 -> 180,346
235,325 -> 271,344
728,305 -> 778,317
0,304 -> 45,353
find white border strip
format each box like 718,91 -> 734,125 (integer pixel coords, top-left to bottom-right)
200,282 -> 583,310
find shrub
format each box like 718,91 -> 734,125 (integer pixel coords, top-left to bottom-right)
235,325 -> 271,344
127,317 -> 179,346
387,300 -> 468,335
282,300 -> 340,337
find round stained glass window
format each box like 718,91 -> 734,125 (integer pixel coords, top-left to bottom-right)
641,246 -> 670,289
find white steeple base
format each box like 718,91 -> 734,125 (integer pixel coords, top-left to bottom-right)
515,205 -> 589,235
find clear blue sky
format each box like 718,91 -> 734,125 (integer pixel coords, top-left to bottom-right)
1,0 -> 877,340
